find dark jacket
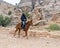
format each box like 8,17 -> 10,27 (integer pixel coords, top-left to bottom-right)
21,13 -> 27,21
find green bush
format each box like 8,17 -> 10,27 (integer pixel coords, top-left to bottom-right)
1,16 -> 11,27
25,12 -> 30,17
0,14 -> 3,25
8,11 -> 12,15
48,24 -> 60,30
0,14 -> 11,27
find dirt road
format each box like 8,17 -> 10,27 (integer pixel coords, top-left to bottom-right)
0,27 -> 60,48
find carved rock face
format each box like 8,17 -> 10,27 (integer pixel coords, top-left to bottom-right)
32,7 -> 43,23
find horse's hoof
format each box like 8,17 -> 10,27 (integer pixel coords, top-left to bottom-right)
13,35 -> 15,37
23,35 -> 26,37
23,36 -> 28,39
26,36 -> 28,39
18,36 -> 20,38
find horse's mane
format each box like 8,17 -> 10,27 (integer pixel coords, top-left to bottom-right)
26,21 -> 30,25
26,20 -> 32,25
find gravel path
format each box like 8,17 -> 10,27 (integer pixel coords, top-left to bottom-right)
0,29 -> 60,48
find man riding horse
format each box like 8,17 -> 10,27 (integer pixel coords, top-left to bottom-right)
21,13 -> 27,29
14,12 -> 33,38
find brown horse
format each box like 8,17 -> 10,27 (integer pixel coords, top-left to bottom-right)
14,19 -> 33,37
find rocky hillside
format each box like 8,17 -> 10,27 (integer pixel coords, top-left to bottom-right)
18,0 -> 60,26
0,1 -> 15,15
0,0 -> 60,26
18,0 -> 60,17
0,1 -> 22,25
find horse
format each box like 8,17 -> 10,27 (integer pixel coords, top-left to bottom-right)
13,19 -> 33,38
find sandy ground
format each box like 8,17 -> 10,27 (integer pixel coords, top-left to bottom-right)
0,26 -> 60,48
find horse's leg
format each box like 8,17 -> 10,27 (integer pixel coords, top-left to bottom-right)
25,31 -> 27,37
25,30 -> 28,39
23,30 -> 28,39
23,30 -> 27,37
14,28 -> 18,37
18,28 -> 21,38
